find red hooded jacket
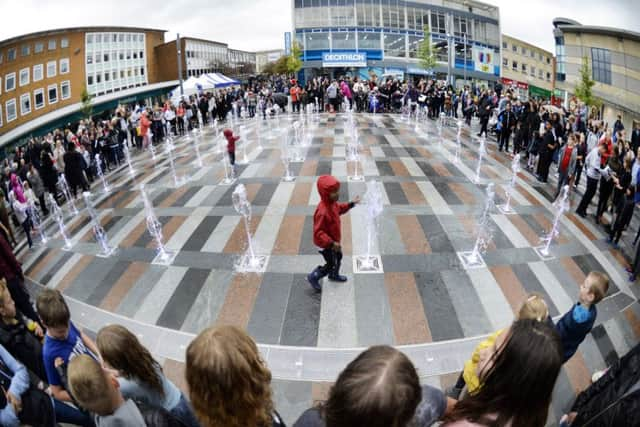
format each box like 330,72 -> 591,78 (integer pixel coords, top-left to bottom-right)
0,232 -> 22,282
313,175 -> 352,248
224,129 -> 239,153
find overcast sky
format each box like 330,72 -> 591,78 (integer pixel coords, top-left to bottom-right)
0,0 -> 638,53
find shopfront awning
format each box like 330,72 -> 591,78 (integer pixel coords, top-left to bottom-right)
529,85 -> 552,99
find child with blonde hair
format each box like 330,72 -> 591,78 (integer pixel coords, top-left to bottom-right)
447,293 -> 550,399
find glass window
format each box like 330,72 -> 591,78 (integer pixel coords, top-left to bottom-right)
502,41 -> 507,49
530,66 -> 536,76
0,104 -> 2,127
61,38 -> 69,48
0,52 -> 3,63
60,58 -> 69,74
7,48 -> 16,61
546,72 -> 551,81
5,73 -> 15,91
21,45 -> 30,56
139,51 -> 144,59
512,60 -> 517,71
87,75 -> 94,85
60,81 -> 70,99
34,89 -> 44,109
119,34 -> 124,42
33,64 -> 43,81
546,57 -> 550,64
591,47 -> 611,85
20,93 -> 31,115
332,32 -> 355,50
530,50 -> 535,58
47,61 -> 56,78
408,34 -> 423,58
105,72 -> 110,82
87,34 -> 94,44
431,12 -> 446,34
104,53 -> 109,62
87,54 -> 93,64
383,33 -> 405,58
96,53 -> 101,63
96,73 -> 102,83
140,67 -> 144,75
521,47 -> 527,55
453,16 -> 468,37
19,68 -> 29,86
48,39 -> 56,50
539,69 -> 543,79
539,52 -> 543,61
5,99 -> 16,122
133,52 -> 137,59
47,84 -> 57,104
34,42 -> 43,53
119,51 -> 124,60
521,63 -> 527,73
112,34 -> 118,42
502,57 -> 508,67
305,32 -> 330,50
512,44 -> 517,52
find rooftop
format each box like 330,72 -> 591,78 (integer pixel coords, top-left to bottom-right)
553,18 -> 640,43
0,26 -> 166,48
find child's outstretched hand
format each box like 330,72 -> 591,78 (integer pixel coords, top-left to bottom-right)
353,195 -> 361,204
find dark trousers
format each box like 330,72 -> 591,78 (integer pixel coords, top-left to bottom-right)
6,276 -> 41,327
228,151 -> 235,166
319,247 -> 342,276
632,240 -> 640,277
177,117 -> 185,135
478,117 -> 489,137
537,152 -> 552,182
21,217 -> 33,248
574,164 -> 583,188
498,129 -> 511,151
596,179 -> 614,218
38,194 -> 48,216
555,170 -> 571,200
576,176 -> 599,215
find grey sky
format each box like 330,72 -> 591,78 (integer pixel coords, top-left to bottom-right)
0,0 -> 638,53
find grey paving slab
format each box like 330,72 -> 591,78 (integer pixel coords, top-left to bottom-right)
375,160 -> 394,176
156,268 -> 211,329
414,272 -> 465,341
134,266 -> 188,325
317,274 -> 358,348
384,182 -> 409,205
180,269 -> 234,333
64,257 -> 118,302
551,368 -> 576,418
85,260 -> 131,307
441,269 -> 494,337
417,215 -> 456,253
511,263 -> 560,317
353,274 -> 394,346
181,215 -> 223,252
280,274 -> 321,346
271,380 -> 312,426
247,273 -> 294,345
591,323 -> 619,366
299,215 -> 318,255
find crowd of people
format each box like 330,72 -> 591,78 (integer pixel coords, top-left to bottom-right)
0,74 -> 638,426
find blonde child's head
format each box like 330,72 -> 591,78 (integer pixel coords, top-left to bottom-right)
516,293 -> 549,322
581,271 -> 609,305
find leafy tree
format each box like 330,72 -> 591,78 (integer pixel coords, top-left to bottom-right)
417,25 -> 437,72
80,87 -> 93,119
574,55 -> 601,109
286,41 -> 303,75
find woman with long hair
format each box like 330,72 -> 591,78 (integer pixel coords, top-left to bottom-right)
442,319 -> 563,427
185,325 -> 284,427
96,324 -> 200,427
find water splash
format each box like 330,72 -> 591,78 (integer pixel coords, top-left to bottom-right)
166,143 -> 187,187
27,198 -> 47,245
498,154 -> 521,214
48,193 -> 72,250
140,184 -> 176,265
123,144 -> 135,176
58,174 -> 79,215
454,119 -> 463,164
82,191 -> 116,257
232,184 -> 268,272
94,154 -> 111,193
474,135 -> 487,184
537,184 -> 571,258
457,183 -> 496,269
355,180 -> 384,273
281,131 -> 295,182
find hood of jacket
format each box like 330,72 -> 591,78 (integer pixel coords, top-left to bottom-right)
317,175 -> 340,204
96,399 -> 146,427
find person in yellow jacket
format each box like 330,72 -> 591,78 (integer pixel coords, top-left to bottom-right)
447,293 -> 550,398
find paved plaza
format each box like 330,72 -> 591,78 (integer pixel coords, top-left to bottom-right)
17,112 -> 640,424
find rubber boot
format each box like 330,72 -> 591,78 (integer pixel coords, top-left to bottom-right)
328,258 -> 347,282
307,266 -> 325,292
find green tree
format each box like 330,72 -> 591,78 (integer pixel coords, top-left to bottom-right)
285,42 -> 303,75
80,87 -> 93,119
574,55 -> 601,110
417,25 -> 437,72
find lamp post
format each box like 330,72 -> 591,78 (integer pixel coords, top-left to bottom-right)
463,33 -> 467,86
177,33 -> 184,96
446,33 -> 452,87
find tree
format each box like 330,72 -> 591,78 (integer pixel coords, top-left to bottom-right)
80,87 -> 93,119
285,41 -> 303,76
574,56 -> 601,110
417,25 -> 437,72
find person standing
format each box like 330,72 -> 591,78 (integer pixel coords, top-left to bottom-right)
290,84 -> 301,113
596,146 -> 622,224
307,175 -> 359,292
537,121 -> 558,183
223,129 -> 239,171
0,230 -> 40,324
63,143 -> 89,198
497,102 -> 516,152
555,134 -> 578,200
576,144 -> 607,218
631,122 -> 640,154
476,92 -> 492,138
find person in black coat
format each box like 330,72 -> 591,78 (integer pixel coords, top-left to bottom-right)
631,122 -> 640,154
39,143 -> 58,195
477,93 -> 493,138
63,143 -> 89,197
497,102 -> 517,152
537,121 -> 558,183
561,343 -> 640,427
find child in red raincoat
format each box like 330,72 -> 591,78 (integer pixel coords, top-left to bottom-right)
307,175 -> 360,291
223,129 -> 239,167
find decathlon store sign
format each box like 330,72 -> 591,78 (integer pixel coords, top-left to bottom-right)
322,52 -> 367,67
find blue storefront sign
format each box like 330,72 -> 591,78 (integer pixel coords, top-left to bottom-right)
322,52 -> 367,67
285,32 -> 292,55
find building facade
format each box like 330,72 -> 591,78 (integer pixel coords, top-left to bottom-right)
553,18 -> 640,129
500,34 -> 554,101
255,49 -> 285,73
292,0 -> 501,86
0,26 -> 178,150
155,37 -> 256,82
